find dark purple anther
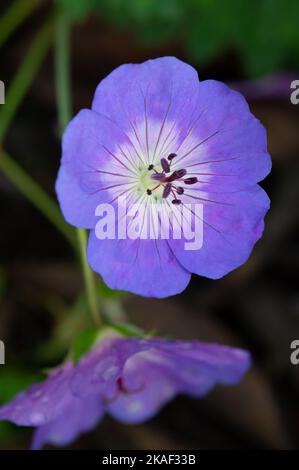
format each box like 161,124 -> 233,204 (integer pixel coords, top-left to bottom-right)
172,199 -> 182,205
162,183 -> 172,199
147,158 -> 191,200
184,177 -> 198,185
147,189 -> 152,195
160,158 -> 170,173
148,164 -> 154,171
170,169 -> 187,180
151,173 -> 165,181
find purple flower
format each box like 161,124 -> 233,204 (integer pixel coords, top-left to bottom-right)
231,72 -> 297,101
0,332 -> 250,448
0,361 -> 104,450
56,57 -> 271,298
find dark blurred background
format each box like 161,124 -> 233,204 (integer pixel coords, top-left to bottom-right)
0,0 -> 299,450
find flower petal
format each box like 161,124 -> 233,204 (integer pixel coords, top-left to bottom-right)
56,109 -> 136,228
92,56 -> 201,154
0,363 -> 73,426
86,230 -> 191,298
168,185 -> 270,279
70,336 -> 137,399
107,339 -> 250,424
31,395 -> 103,450
171,80 -> 271,192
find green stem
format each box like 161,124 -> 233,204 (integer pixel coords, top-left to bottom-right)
0,150 -> 76,248
76,229 -> 101,326
55,13 -> 101,326
0,0 -> 42,49
0,13 -> 54,143
54,12 -> 72,135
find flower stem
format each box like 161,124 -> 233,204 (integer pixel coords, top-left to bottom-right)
0,149 -> 76,249
55,12 -> 101,326
54,11 -> 72,137
0,12 -> 55,143
0,0 -> 42,49
76,228 -> 101,326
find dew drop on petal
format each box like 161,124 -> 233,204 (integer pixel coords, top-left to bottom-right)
29,411 -> 45,426
127,400 -> 143,414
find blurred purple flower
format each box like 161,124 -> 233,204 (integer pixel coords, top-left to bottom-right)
56,57 -> 271,298
231,72 -> 296,101
0,361 -> 104,450
0,333 -> 251,449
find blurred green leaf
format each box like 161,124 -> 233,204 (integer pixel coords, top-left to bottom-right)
70,327 -> 100,363
0,367 -> 41,443
97,280 -> 125,300
0,421 -> 17,441
109,322 -> 146,338
0,367 -> 42,403
57,0 -> 299,77
57,0 -> 95,20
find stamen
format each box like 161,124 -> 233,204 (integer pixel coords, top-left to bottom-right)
167,169 -> 187,182
173,169 -> 187,178
160,158 -> 170,173
172,199 -> 182,205
145,154 -> 196,201
184,177 -> 198,185
151,173 -> 165,181
162,183 -> 172,199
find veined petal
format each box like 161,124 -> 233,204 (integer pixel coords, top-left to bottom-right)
87,230 -> 190,298
170,81 -> 271,192
56,109 -> 138,228
168,185 -> 270,279
92,56 -> 201,157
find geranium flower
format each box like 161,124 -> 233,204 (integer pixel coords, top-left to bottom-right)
0,331 -> 250,449
56,57 -> 271,298
0,361 -> 104,450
